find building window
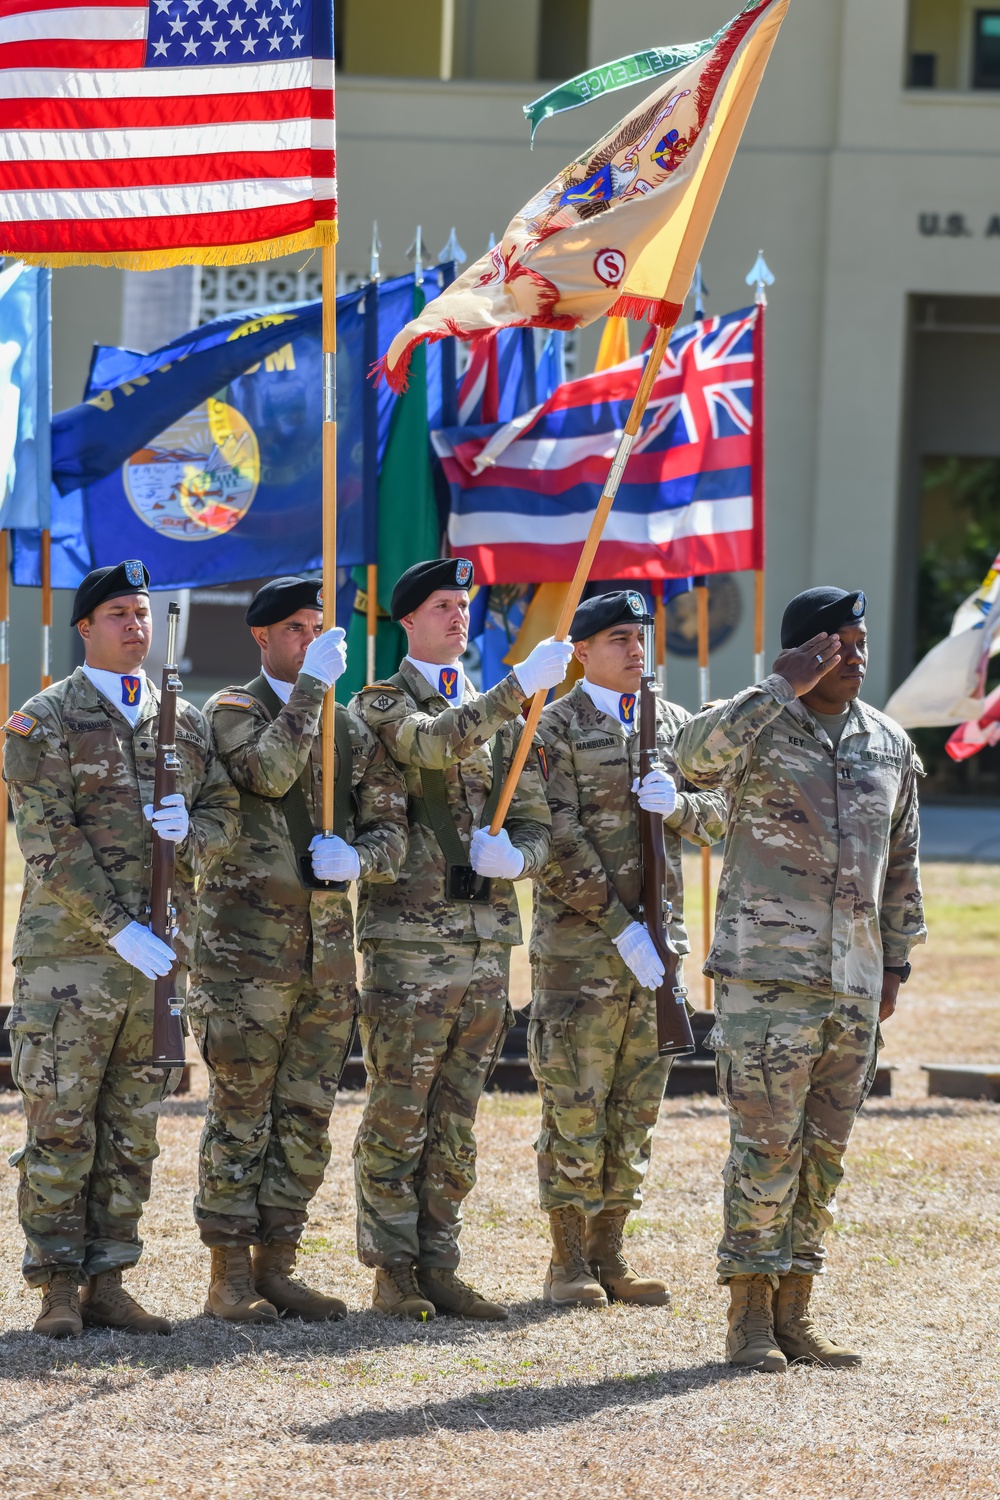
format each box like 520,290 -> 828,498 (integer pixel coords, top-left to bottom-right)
907,0 -> 1000,90
338,0 -> 590,82
973,10 -> 1000,86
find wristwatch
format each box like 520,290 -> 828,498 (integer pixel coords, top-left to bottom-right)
883,962 -> 911,984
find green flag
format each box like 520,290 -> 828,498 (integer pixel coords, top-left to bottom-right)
340,288 -> 441,700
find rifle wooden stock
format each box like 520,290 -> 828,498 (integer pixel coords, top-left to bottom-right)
149,604 -> 186,1068
638,670 -> 695,1058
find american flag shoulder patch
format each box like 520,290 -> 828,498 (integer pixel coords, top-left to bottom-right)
4,712 -> 39,738
215,692 -> 257,710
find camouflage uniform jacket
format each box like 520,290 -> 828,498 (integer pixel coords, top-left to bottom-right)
672,673 -> 926,999
530,683 -> 728,965
3,667 -> 240,965
194,671 -> 407,989
351,660 -> 551,945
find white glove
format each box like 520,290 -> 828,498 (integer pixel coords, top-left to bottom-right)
613,921 -> 665,991
308,833 -> 361,883
631,767 -> 678,817
142,791 -> 189,844
470,826 -> 525,879
512,636 -> 575,698
109,921 -> 176,980
301,627 -> 348,688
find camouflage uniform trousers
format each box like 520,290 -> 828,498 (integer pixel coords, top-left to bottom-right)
527,954 -> 675,1216
189,970 -> 355,1248
6,956 -> 182,1287
354,938 -> 512,1270
710,978 -> 882,1281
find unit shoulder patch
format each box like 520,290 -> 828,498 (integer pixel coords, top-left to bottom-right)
214,692 -> 258,710
361,686 -> 404,714
4,712 -> 39,738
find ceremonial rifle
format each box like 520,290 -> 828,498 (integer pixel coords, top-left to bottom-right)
637,616 -> 695,1058
149,602 -> 186,1068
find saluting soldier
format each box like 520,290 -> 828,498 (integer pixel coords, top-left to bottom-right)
2,561 -> 240,1339
351,557 -> 572,1322
530,591 -> 728,1308
190,577 -> 408,1324
673,587 -> 926,1372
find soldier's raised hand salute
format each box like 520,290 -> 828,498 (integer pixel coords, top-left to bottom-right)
772,632 -> 842,697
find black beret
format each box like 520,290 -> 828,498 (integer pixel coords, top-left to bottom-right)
780,587 -> 866,650
571,589 -> 651,641
391,557 -> 474,621
246,576 -> 323,628
70,559 -> 150,626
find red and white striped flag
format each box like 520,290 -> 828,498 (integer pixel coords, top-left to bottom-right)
0,0 -> 336,266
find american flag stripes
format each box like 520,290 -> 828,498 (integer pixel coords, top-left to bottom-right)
0,0 -> 335,266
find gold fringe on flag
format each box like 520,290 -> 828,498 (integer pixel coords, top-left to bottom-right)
4,220 -> 338,270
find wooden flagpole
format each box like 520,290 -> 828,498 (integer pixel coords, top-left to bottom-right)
696,576 -> 713,1010
40,529 -> 52,689
0,531 -> 8,990
489,320 -> 675,833
321,241 -> 337,831
366,564 -> 378,684
654,590 -> 667,695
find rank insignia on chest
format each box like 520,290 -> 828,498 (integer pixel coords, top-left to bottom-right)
4,711 -> 38,737
439,668 -> 460,701
619,694 -> 637,726
121,676 -> 141,706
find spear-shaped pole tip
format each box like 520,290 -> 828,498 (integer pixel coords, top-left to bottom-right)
438,228 -> 467,265
745,250 -> 775,306
406,225 -> 425,286
369,221 -> 382,283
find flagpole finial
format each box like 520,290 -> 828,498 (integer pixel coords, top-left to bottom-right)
487,231 -> 496,252
369,222 -> 382,283
746,250 -> 775,307
439,228 -> 467,266
407,226 -> 425,287
692,262 -> 709,320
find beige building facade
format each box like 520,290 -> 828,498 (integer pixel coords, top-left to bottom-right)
12,0 -> 1000,716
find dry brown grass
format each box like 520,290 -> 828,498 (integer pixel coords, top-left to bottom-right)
0,853 -> 998,1498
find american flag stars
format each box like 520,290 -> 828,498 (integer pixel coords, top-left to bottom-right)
146,0 -> 306,66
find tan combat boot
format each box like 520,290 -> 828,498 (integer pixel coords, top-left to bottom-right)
774,1272 -> 862,1368
252,1242 -> 347,1322
725,1274 -> 787,1372
417,1267 -> 508,1322
372,1263 -> 436,1321
543,1207 -> 608,1309
586,1208 -> 670,1306
205,1246 -> 279,1324
80,1269 -> 171,1335
33,1270 -> 83,1339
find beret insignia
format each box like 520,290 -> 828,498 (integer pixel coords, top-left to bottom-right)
455,559 -> 473,587
853,593 -> 866,617
627,592 -> 645,617
124,559 -> 145,588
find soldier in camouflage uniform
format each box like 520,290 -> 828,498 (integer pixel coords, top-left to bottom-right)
673,587 -> 926,1372
530,592 -> 728,1309
351,557 -> 571,1321
2,561 -> 240,1339
190,576 -> 407,1323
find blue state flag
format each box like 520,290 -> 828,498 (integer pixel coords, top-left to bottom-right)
13,268 -> 451,590
0,264 -> 51,532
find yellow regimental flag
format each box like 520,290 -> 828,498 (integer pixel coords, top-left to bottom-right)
595,317 -> 631,372
383,0 -> 789,389
506,584 -> 583,700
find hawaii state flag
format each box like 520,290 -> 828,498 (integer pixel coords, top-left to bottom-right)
434,306 -> 763,583
382,0 -> 788,390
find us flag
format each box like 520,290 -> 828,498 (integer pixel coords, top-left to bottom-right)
0,0 -> 336,266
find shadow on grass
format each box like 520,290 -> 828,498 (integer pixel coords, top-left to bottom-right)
0,1297 -> 582,1391
297,1363 -> 738,1445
